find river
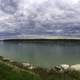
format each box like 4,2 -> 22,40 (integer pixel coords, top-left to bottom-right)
0,40 -> 80,68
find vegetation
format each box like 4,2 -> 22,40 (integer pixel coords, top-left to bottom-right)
0,56 -> 80,80
0,62 -> 41,80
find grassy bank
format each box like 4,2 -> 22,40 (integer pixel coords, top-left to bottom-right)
0,56 -> 41,80
0,56 -> 80,80
0,63 -> 41,80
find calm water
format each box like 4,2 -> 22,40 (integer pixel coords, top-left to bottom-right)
0,40 -> 80,68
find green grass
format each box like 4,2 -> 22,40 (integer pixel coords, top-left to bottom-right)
0,62 -> 41,80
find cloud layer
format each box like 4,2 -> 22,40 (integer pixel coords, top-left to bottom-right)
0,0 -> 80,37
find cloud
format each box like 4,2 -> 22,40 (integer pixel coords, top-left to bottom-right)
0,0 -> 80,36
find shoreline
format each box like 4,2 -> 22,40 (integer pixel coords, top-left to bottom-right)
0,56 -> 80,80
0,56 -> 80,71
0,35 -> 80,41
2,39 -> 80,43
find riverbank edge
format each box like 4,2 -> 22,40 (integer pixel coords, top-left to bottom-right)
0,56 -> 80,71
0,56 -> 80,80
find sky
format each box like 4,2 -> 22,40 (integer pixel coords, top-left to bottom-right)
0,0 -> 80,38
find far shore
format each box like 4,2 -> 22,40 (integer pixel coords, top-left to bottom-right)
1,38 -> 80,43
0,35 -> 80,41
